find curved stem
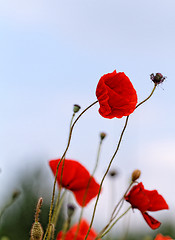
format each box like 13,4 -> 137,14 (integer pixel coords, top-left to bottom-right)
84,115 -> 130,240
73,137 -> 103,240
44,100 -> 98,240
85,84 -> 157,240
136,83 -> 157,109
97,207 -> 131,239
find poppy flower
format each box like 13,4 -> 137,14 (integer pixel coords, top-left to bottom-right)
49,159 -> 100,206
56,219 -> 100,240
96,70 -> 137,119
154,234 -> 172,240
125,182 -> 169,229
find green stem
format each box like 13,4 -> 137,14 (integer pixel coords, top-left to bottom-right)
98,181 -> 133,237
52,190 -> 66,226
97,207 -> 131,239
84,115 -> 130,240
85,84 -> 157,240
73,137 -> 103,240
136,83 -> 157,109
44,100 -> 98,240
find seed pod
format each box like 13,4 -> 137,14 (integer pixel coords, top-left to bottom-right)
31,222 -> 44,240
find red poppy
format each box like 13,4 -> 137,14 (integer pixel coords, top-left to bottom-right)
154,234 -> 172,240
49,159 -> 100,206
56,219 -> 100,240
96,70 -> 137,119
125,182 -> 169,229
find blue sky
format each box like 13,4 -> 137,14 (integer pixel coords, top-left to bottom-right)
0,0 -> 175,233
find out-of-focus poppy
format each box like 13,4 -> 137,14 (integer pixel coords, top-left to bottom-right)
154,234 -> 172,240
49,159 -> 100,206
56,219 -> 100,240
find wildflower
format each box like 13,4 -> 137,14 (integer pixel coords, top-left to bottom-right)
49,159 -> 100,206
125,182 -> 169,229
96,70 -> 137,119
154,234 -> 172,240
56,219 -> 101,240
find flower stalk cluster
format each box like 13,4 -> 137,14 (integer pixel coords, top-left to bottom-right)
27,70 -> 169,240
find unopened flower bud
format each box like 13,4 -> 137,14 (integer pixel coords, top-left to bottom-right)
73,104 -> 81,113
31,222 -> 44,240
109,169 -> 118,178
150,73 -> 166,85
67,203 -> 76,219
132,169 -> 141,182
12,190 -> 21,200
100,132 -> 106,141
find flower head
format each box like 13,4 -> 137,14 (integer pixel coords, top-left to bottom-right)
154,234 -> 172,240
125,182 -> 169,229
49,159 -> 100,206
56,219 -> 100,240
150,73 -> 166,85
96,70 -> 137,119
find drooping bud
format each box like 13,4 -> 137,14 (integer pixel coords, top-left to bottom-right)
150,73 -> 166,85
132,169 -> 141,182
100,132 -> 106,141
31,222 -> 44,240
67,203 -> 76,219
73,104 -> 81,113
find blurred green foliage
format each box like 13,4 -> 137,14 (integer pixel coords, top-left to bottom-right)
0,166 -> 64,240
0,165 -> 174,240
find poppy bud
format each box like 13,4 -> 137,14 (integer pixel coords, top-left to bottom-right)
131,169 -> 141,182
73,104 -> 81,113
31,222 -> 44,240
12,190 -> 21,200
109,169 -> 118,178
150,73 -> 166,85
100,132 -> 106,141
67,203 -> 76,218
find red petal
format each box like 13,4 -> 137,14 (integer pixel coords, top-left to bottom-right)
56,219 -> 99,240
141,212 -> 161,229
154,234 -> 173,240
144,189 -> 169,211
125,182 -> 150,212
49,159 -> 100,206
96,70 -> 137,119
73,178 -> 101,206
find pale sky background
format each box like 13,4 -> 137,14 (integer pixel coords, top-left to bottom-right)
0,0 -> 175,236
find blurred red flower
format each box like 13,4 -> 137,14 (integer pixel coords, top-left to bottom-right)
154,234 -> 172,240
57,219 -> 100,240
125,182 -> 169,229
49,159 -> 100,206
96,70 -> 137,119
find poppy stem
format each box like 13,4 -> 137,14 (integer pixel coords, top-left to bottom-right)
51,190 -> 66,229
44,100 -> 98,240
98,181 -> 134,237
85,83 -> 157,240
96,207 -> 132,239
73,136 -> 103,240
136,83 -> 157,109
110,181 -> 134,221
84,115 -> 130,240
